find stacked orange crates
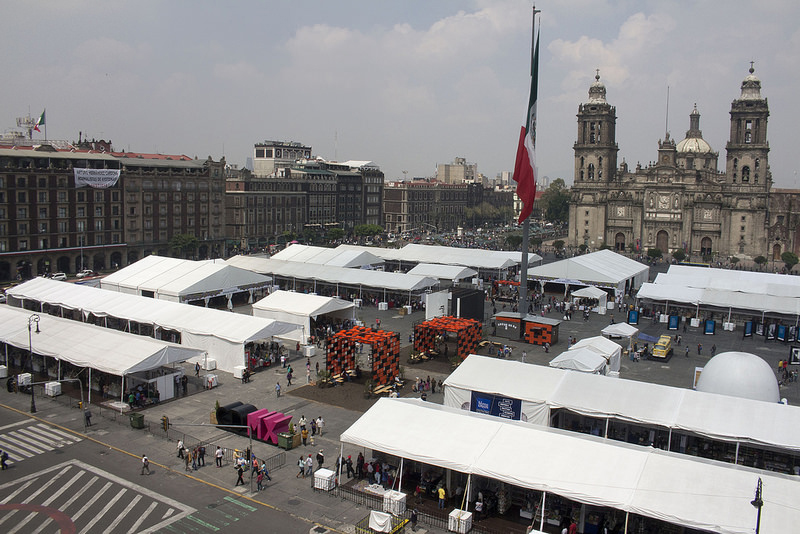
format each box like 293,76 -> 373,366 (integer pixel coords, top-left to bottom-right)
325,326 -> 400,386
413,316 -> 482,361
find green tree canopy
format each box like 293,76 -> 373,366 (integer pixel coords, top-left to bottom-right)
354,224 -> 384,237
647,248 -> 663,260
672,249 -> 686,262
169,234 -> 198,258
539,178 -> 570,223
754,255 -> 768,269
505,234 -> 523,249
781,251 -> 799,271
553,240 -> 565,251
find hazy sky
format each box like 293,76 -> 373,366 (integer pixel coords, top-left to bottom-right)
3,1 -> 800,187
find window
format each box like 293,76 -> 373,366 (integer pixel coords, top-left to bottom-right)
745,120 -> 752,143
77,207 -> 85,217
77,221 -> 85,232
38,177 -> 47,188
777,215 -> 785,225
77,191 -> 85,202
38,208 -> 47,218
95,220 -> 103,231
18,223 -> 28,234
18,207 -> 27,218
159,193 -> 167,202
95,207 -> 103,217
112,205 -> 119,215
741,216 -> 746,222
742,166 -> 750,182
38,191 -> 47,202
95,191 -> 104,202
95,235 -> 103,245
112,191 -> 120,201
19,239 -> 27,250
58,221 -> 67,232
587,163 -> 595,180
17,191 -> 26,203
58,191 -> 67,202
58,207 -> 67,218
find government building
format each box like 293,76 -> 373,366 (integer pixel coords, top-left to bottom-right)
567,66 -> 794,260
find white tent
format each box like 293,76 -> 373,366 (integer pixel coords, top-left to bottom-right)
443,355 -> 800,453
101,255 -> 271,304
271,244 -> 384,268
6,277 -> 300,374
570,335 -> 622,373
226,256 -> 438,294
636,265 -> 800,317
550,347 -> 609,374
570,284 -> 609,312
527,250 -> 649,294
252,290 -> 354,340
601,322 -> 639,352
406,263 -> 477,283
0,306 -> 203,376
341,398 -> 797,534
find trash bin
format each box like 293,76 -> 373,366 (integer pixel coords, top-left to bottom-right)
130,412 -> 145,429
277,432 -> 293,450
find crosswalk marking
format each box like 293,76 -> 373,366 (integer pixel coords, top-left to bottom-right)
126,500 -> 158,534
0,422 -> 82,466
78,486 -> 127,534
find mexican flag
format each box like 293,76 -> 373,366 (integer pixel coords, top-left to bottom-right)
513,28 -> 539,224
33,109 -> 45,132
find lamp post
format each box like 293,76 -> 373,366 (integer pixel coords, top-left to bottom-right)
28,314 -> 40,414
751,477 -> 763,534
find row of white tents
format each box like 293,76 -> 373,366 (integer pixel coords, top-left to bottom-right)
341,397 -> 797,534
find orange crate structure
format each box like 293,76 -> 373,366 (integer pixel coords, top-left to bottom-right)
325,326 -> 400,386
413,316 -> 482,361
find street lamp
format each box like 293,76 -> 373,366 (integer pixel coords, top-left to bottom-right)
28,314 -> 40,414
751,477 -> 763,534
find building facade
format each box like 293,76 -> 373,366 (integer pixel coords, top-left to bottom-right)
568,67 -> 775,258
0,140 -> 225,282
383,180 -> 474,234
436,157 -> 477,184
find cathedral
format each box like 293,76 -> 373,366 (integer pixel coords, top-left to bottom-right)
568,65 -> 784,260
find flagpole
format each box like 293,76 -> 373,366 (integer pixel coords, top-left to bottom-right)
519,6 -> 540,322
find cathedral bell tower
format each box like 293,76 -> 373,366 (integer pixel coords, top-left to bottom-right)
726,63 -> 770,190
574,71 -> 619,183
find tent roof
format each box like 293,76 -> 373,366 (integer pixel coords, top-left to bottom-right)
527,250 -> 648,287
101,255 -> 271,299
601,322 -> 639,338
549,347 -> 608,372
226,256 -> 438,292
0,306 -> 203,376
443,355 -> 800,452
569,335 -> 622,357
271,244 -> 384,268
252,290 -> 354,319
571,285 -> 607,299
336,244 -> 541,271
637,265 -> 800,315
341,398 -> 797,534
7,277 -> 299,345
406,263 -> 478,282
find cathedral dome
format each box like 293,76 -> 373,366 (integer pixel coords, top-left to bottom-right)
695,351 -> 780,403
676,104 -> 714,154
587,70 -> 607,104
740,63 -> 762,101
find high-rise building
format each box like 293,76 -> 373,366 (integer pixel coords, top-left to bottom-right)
436,157 -> 477,184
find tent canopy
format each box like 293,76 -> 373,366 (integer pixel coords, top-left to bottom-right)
271,244 -> 384,268
101,255 -> 271,302
341,398 -> 796,534
252,290 -> 354,337
406,263 -> 477,282
226,256 -> 438,293
601,322 -> 639,338
527,250 -> 649,291
442,354 -> 800,452
570,285 -> 608,299
550,347 -> 608,374
0,306 -> 203,376
6,278 -> 300,373
337,243 -> 542,271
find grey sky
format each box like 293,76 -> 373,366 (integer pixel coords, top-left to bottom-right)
3,1 -> 799,187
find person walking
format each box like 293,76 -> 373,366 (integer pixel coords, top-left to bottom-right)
411,508 -> 418,532
185,450 -> 192,472
316,449 -> 325,469
141,454 -> 150,475
286,370 -> 293,386
346,455 -> 354,478
84,406 -> 92,427
215,446 -> 224,467
198,445 -> 206,467
685,346 -> 690,358
177,439 -> 185,459
711,344 -> 717,356
256,470 -> 264,491
191,447 -> 198,470
275,381 -> 282,398
438,486 -> 446,508
235,464 -> 245,486
305,454 -> 313,477
697,343 -> 702,356
301,427 -> 308,446
297,456 -> 306,478
195,362 -> 200,376
316,416 -> 324,436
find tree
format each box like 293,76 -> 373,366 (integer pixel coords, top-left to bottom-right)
169,234 -> 198,258
578,243 -> 588,254
781,251 -> 799,272
730,256 -> 740,266
647,248 -> 662,261
539,178 -> 570,223
754,255 -> 768,270
327,228 -> 345,242
505,234 -> 523,249
672,249 -> 686,262
553,240 -> 565,251
354,224 -> 384,237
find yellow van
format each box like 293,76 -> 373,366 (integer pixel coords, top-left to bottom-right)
651,335 -> 673,359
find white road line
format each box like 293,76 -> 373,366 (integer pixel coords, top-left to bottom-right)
38,425 -> 81,442
70,480 -> 112,523
0,478 -> 37,505
126,501 -> 158,534
29,471 -> 86,534
4,432 -> 51,454
57,475 -> 98,515
24,424 -> 77,443
6,469 -> 68,534
78,487 -> 127,534
17,428 -> 69,448
0,436 -> 34,460
0,421 -> 28,432
106,493 -> 142,533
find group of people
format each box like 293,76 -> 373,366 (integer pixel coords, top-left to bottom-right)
296,449 -> 326,478
125,383 -> 160,408
176,439 -> 206,472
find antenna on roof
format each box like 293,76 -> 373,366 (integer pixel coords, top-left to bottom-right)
664,85 -> 670,137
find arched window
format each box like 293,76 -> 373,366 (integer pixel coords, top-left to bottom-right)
588,163 -> 595,180
742,166 -> 750,182
580,157 -> 585,168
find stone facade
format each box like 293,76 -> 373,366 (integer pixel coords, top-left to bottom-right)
568,67 -> 777,259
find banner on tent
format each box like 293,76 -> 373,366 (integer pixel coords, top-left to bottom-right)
470,391 -> 522,420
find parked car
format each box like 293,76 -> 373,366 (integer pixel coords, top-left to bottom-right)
76,269 -> 95,279
651,335 -> 673,359
51,272 -> 67,281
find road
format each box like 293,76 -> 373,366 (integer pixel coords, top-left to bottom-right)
0,408 -> 319,534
